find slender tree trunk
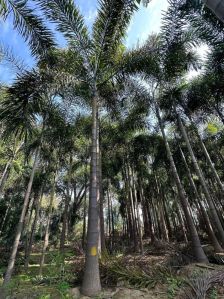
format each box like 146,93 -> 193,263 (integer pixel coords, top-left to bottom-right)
127,165 -> 138,251
0,160 -> 11,195
24,196 -> 35,265
39,175 -> 56,276
0,142 -> 23,196
99,150 -> 106,252
107,187 -> 111,237
24,186 -> 44,270
82,172 -> 88,250
177,114 -> 224,244
81,93 -> 101,296
60,156 -> 72,253
110,194 -> 115,251
145,200 -> 155,242
60,195 -> 70,253
179,147 -> 223,252
0,198 -> 11,236
197,132 -> 224,193
162,193 -> 173,240
3,146 -> 40,285
155,175 -> 169,242
132,173 -> 143,253
155,105 -> 207,262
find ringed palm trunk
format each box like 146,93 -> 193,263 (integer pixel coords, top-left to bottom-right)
155,104 -> 207,262
81,93 -> 101,296
3,146 -> 40,285
179,147 -> 223,252
177,114 -> 224,245
99,150 -> 106,253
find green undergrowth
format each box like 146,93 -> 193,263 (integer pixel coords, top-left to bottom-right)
4,250 -> 222,298
1,251 -> 76,299
100,252 -> 179,289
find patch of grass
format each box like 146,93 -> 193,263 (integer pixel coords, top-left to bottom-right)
167,276 -> 184,299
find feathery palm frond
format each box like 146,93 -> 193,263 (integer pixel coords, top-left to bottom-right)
1,0 -> 56,57
93,0 -> 139,74
122,35 -> 161,79
178,0 -> 224,45
0,44 -> 27,72
0,0 -> 7,16
0,70 -> 46,138
36,0 -> 92,72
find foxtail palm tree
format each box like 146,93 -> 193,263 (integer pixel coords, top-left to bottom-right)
36,0 -> 142,295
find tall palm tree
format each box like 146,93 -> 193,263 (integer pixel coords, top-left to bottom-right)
36,0 -> 143,295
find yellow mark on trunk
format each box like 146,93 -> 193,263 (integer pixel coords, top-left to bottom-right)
90,246 -> 97,256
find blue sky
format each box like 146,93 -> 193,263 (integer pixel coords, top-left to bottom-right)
0,0 -> 168,84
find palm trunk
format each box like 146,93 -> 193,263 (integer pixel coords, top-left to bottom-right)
82,170 -> 88,250
177,114 -> 224,244
0,198 -> 11,235
24,196 -> 35,265
60,195 -> 70,253
81,93 -> 101,296
99,150 -> 106,252
3,146 -> 40,285
0,142 -> 23,195
24,186 -> 44,270
196,131 -> 224,193
0,160 -> 11,195
155,175 -> 169,242
60,156 -> 72,253
39,175 -> 56,276
110,195 -> 115,251
155,105 -> 207,262
132,172 -> 143,253
179,147 -> 223,252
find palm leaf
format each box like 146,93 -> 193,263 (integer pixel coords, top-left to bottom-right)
0,43 -> 27,72
0,0 -> 7,16
36,0 -> 92,71
93,0 -> 139,73
1,0 -> 56,57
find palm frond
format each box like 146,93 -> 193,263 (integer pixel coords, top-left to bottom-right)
0,43 -> 27,72
1,0 -> 56,57
178,0 -> 224,45
36,0 -> 92,72
0,0 -> 7,16
93,0 -> 139,74
122,36 -> 161,79
0,70 -> 46,138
